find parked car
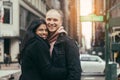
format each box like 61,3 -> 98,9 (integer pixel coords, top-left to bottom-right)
80,54 -> 105,74
117,69 -> 120,76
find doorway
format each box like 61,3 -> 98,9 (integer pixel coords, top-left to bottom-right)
4,38 -> 10,55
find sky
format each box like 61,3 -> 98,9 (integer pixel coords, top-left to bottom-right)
80,0 -> 93,49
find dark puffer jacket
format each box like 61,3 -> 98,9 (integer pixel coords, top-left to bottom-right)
51,33 -> 82,80
19,35 -> 66,80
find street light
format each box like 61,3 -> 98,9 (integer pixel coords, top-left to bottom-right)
105,0 -> 118,80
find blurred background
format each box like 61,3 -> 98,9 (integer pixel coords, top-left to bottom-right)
0,0 -> 120,80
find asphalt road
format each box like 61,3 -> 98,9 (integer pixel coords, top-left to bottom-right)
81,74 -> 105,80
81,76 -> 105,80
81,75 -> 105,80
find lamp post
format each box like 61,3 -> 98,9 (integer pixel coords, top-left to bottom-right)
105,0 -> 111,80
105,0 -> 118,80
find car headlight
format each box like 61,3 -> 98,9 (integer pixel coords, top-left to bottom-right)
98,52 -> 102,56
92,51 -> 96,55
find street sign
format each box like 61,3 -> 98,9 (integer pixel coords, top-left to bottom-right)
80,14 -> 104,22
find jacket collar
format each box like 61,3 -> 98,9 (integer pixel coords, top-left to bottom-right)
55,33 -> 66,45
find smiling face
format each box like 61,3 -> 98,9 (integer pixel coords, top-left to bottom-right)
35,24 -> 48,39
46,10 -> 63,33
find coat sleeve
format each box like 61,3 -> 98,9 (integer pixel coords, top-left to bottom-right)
30,41 -> 66,80
65,39 -> 82,80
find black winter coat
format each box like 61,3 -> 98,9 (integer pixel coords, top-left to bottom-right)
51,33 -> 82,80
19,35 -> 66,80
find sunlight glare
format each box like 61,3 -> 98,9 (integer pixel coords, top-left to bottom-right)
80,0 -> 93,16
82,22 -> 92,49
80,0 -> 93,49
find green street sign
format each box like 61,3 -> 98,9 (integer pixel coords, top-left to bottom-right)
80,14 -> 104,22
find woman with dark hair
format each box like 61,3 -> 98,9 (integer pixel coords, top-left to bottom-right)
19,19 -> 66,80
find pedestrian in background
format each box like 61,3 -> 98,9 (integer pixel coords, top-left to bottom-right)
4,54 -> 11,67
46,9 -> 82,80
19,19 -> 66,80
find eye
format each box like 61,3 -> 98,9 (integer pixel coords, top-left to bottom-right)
47,18 -> 51,21
38,29 -> 43,31
53,19 -> 58,22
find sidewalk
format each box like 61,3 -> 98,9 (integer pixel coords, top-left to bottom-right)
0,63 -> 20,70
0,63 -> 21,80
0,70 -> 21,80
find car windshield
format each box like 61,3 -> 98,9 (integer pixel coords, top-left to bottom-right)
80,55 -> 101,62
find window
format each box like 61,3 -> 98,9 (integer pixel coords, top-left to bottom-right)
81,56 -> 99,62
81,57 -> 89,61
2,1 -> 12,24
89,57 -> 99,62
3,8 -> 10,23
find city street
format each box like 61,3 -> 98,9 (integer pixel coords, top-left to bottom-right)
81,72 -> 105,80
81,68 -> 120,80
0,0 -> 120,80
0,63 -> 119,80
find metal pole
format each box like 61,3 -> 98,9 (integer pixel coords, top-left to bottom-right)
105,0 -> 117,80
105,0 -> 110,80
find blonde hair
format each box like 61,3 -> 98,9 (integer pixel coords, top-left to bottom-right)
46,9 -> 64,20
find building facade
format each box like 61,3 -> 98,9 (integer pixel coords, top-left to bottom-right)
109,0 -> 120,52
0,0 -> 83,62
0,0 -> 53,62
59,0 -> 81,44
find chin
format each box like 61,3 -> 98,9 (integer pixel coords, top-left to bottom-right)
49,29 -> 56,33
43,38 -> 47,40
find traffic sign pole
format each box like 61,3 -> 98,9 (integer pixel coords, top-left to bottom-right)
105,0 -> 117,80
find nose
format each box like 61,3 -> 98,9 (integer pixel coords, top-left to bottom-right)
47,23 -> 54,27
43,30 -> 47,34
49,20 -> 54,24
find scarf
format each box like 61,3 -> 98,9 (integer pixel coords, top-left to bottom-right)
48,26 -> 67,56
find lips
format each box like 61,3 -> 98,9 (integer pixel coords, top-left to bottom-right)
41,35 -> 47,39
47,23 -> 57,27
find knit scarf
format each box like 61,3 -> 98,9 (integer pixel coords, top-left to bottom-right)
48,26 -> 67,56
